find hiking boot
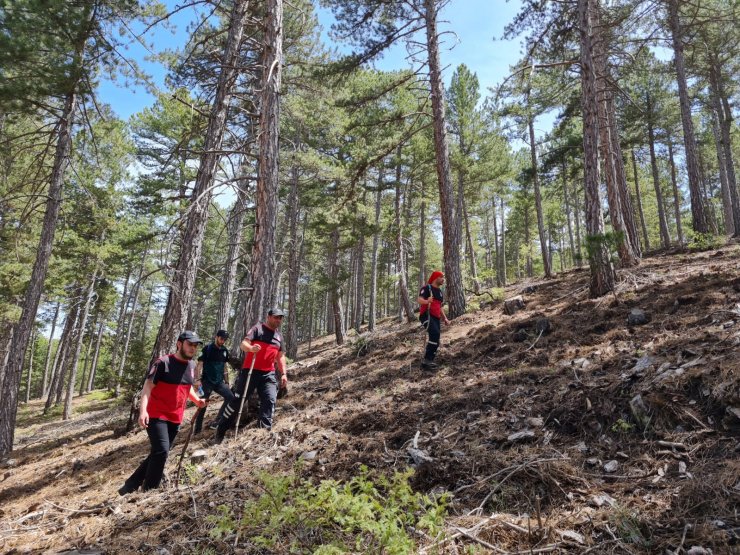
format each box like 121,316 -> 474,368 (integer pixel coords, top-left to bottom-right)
118,483 -> 136,496
212,430 -> 225,445
421,358 -> 438,371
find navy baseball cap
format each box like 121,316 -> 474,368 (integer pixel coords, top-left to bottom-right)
215,329 -> 229,338
177,331 -> 203,344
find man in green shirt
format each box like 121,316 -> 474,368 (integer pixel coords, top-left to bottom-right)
194,330 -> 235,434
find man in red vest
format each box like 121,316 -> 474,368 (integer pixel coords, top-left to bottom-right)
215,308 -> 288,442
417,271 -> 450,370
119,331 -> 207,494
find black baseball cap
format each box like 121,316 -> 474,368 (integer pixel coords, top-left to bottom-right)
177,331 -> 203,344
215,329 -> 229,338
268,307 -> 286,317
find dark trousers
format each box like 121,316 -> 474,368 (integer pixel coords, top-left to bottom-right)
420,313 -> 441,361
123,418 -> 180,492
218,369 -> 277,432
194,379 -> 235,433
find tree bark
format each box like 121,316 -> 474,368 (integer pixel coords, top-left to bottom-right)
630,149 -> 651,251
528,112 -> 552,277
108,266 -> 132,380
353,212 -> 366,333
86,318 -> 104,392
579,0 -> 615,297
244,0 -> 283,328
64,266 -> 98,420
424,0 -> 465,318
394,147 -> 414,322
216,178 -> 248,332
79,313 -> 96,396
647,101 -> 671,248
667,141 -> 685,244
41,301 -> 61,398
418,178 -> 427,288
115,248 -> 147,396
24,329 -> 36,404
328,229 -> 344,345
709,60 -> 740,235
499,196 -> 507,284
286,162 -> 301,358
0,84 -> 81,453
562,161 -> 577,267
152,0 -> 249,362
45,300 -> 80,414
667,0 -> 708,233
710,100 -> 734,235
368,174 -> 383,331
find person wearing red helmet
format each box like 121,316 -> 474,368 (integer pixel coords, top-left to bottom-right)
417,271 -> 450,370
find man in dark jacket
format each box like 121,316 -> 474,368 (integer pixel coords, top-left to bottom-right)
193,329 -> 235,434
215,308 -> 288,442
417,271 -> 450,370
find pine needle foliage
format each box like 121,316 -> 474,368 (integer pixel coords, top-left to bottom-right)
210,466 -> 448,554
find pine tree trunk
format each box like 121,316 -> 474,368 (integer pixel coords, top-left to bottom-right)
64,267 -> 98,420
667,0 -> 708,233
152,0 -> 249,364
572,175 -> 583,264
592,21 -> 639,267
424,0 -> 465,318
462,193 -> 480,292
647,106 -> 671,248
41,301 -> 61,398
286,163 -> 301,359
245,0 -> 283,328
710,102 -> 734,235
0,85 -> 80,454
216,182 -> 248,331
579,0 -> 615,297
667,141 -> 685,244
528,113 -> 552,277
109,266 -> 132,379
710,61 -> 740,235
116,249 -> 147,396
630,149 -> 651,251
562,162 -> 577,267
45,301 -> 80,413
87,319 -> 104,392
25,329 -> 36,404
606,95 -> 641,257
499,197 -> 507,284
353,218 -> 366,333
492,198 -> 501,286
328,229 -> 344,345
418,179 -> 427,287
79,313 -> 96,396
368,176 -> 382,331
394,148 -> 414,322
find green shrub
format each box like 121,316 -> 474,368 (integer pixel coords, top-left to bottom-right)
231,466 -> 448,554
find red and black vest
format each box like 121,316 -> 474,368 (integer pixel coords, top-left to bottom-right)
243,322 -> 284,372
146,354 -> 196,424
419,284 -> 444,319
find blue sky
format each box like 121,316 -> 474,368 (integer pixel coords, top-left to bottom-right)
98,0 -> 527,121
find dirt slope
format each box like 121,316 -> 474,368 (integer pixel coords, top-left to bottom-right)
1,247 -> 739,554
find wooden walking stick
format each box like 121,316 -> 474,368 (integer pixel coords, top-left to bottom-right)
234,353 -> 257,441
174,404 -> 206,489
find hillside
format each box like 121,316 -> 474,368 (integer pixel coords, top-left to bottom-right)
1,247 -> 739,554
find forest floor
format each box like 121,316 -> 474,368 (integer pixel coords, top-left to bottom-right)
1,246 -> 739,554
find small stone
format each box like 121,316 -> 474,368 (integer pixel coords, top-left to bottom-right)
686,547 -> 712,555
586,457 -> 599,466
575,441 -> 588,453
629,394 -> 651,429
526,417 -> 544,427
590,493 -> 616,507
603,460 -> 619,473
407,447 -> 433,465
503,296 -> 525,315
2,459 -> 18,468
190,450 -> 208,464
627,308 -> 650,326
507,430 -> 535,442
679,461 -> 687,474
558,530 -> 585,544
